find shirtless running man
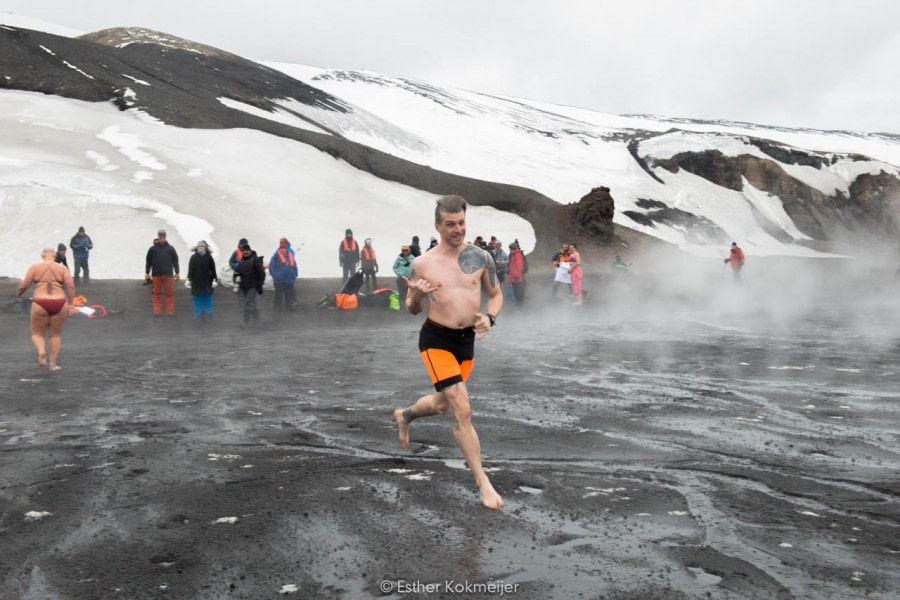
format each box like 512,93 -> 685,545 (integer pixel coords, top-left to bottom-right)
393,195 -> 505,510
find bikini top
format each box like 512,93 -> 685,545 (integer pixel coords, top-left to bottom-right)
33,263 -> 65,295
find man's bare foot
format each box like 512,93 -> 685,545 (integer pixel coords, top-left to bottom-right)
48,365 -> 61,372
38,354 -> 47,368
479,481 -> 504,510
393,408 -> 409,449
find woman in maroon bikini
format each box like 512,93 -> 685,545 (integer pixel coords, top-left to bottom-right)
16,247 -> 76,371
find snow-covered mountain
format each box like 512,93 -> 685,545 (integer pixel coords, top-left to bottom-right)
1,13 -> 898,279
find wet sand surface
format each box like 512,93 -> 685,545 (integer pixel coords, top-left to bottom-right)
1,276 -> 898,599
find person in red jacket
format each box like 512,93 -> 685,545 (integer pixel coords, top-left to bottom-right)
507,240 -> 527,306
724,242 -> 746,281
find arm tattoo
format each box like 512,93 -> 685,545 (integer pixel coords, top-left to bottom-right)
458,245 -> 498,287
458,245 -> 483,274
485,253 -> 498,288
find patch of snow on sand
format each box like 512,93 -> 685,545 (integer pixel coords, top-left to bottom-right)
25,511 -> 52,521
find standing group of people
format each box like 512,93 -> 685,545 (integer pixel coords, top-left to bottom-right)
142,232 -> 299,327
342,229 -> 529,308
338,229 -> 381,292
472,236 -> 529,306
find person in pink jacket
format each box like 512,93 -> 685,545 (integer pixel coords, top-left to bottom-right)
569,242 -> 583,305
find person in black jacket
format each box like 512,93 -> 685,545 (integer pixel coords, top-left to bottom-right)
228,238 -> 250,290
144,229 -> 180,316
54,243 -> 69,269
187,240 -> 218,322
409,235 -> 421,258
235,246 -> 265,327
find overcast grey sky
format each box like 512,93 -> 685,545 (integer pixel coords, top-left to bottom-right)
3,0 -> 899,134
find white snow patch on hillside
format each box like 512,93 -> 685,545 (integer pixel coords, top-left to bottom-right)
653,168 -> 824,257
97,126 -> 167,171
263,64 -> 897,259
740,179 -> 811,241
0,90 -> 534,279
218,97 -> 330,135
272,97 -> 430,155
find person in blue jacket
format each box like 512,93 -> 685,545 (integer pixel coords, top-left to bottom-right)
269,237 -> 298,311
69,226 -> 93,284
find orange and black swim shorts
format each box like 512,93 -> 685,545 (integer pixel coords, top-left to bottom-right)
419,318 -> 476,391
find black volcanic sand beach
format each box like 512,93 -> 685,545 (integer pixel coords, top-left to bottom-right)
1,274 -> 898,600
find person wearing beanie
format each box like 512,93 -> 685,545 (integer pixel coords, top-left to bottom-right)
69,226 -> 93,284
235,243 -> 265,327
229,238 -> 251,290
338,228 -> 360,284
507,240 -> 527,306
54,243 -> 69,269
187,240 -> 218,322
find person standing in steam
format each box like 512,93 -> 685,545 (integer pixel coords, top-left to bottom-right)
569,242 -> 584,305
552,242 -> 572,299
339,229 -> 360,284
393,195 -> 505,510
724,242 -> 745,282
507,240 -> 527,306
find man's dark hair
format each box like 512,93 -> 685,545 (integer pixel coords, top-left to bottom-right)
435,195 -> 467,224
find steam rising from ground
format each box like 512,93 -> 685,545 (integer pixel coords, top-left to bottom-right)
510,253 -> 900,345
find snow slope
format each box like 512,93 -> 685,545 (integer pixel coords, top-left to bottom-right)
264,63 -> 900,258
0,91 -> 533,278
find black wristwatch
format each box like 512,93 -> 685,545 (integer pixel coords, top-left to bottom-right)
486,313 -> 496,327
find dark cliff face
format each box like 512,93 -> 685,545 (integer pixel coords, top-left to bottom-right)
0,26 -> 348,127
848,172 -> 900,237
651,149 -> 900,244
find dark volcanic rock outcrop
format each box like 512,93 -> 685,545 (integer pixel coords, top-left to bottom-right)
568,187 -> 615,243
651,149 -> 900,243
624,199 -> 729,245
